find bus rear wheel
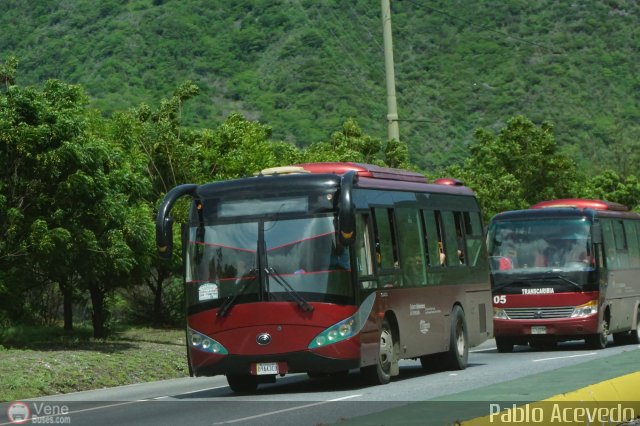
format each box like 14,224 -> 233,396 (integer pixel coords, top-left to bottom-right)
445,306 -> 468,370
227,374 -> 259,393
361,318 -> 396,385
613,309 -> 640,345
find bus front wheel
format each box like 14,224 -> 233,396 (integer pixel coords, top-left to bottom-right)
227,374 -> 259,393
445,306 -> 468,370
361,318 -> 396,385
586,317 -> 609,350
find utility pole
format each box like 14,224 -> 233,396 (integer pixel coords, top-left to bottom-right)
381,0 -> 400,141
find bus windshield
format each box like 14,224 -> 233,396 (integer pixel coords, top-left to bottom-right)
185,215 -> 353,313
487,218 -> 595,291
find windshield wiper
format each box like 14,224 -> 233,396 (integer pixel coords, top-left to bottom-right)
218,268 -> 257,317
541,274 -> 583,291
265,267 -> 314,312
492,274 -> 583,293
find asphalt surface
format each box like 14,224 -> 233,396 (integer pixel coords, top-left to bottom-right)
2,337 -> 639,426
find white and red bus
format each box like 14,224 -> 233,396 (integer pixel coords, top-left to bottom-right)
487,198 -> 640,352
156,162 -> 493,392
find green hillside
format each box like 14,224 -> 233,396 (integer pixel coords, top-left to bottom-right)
2,0 -> 639,172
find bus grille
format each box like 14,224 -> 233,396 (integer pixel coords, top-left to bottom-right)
504,306 -> 574,319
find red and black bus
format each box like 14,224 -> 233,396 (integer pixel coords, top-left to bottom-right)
156,162 -> 493,392
487,198 -> 640,352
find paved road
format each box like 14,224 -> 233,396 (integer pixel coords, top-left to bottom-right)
2,338 -> 639,426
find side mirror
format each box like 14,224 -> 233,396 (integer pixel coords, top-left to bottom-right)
156,184 -> 198,259
338,171 -> 358,246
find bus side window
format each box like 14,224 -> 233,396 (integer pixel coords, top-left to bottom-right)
373,207 -> 401,287
613,220 -> 629,268
464,212 -> 484,267
442,211 -> 461,266
624,220 -> 640,268
355,213 -> 374,277
396,207 -> 427,286
373,207 -> 399,270
423,210 -> 444,268
453,212 -> 467,265
601,220 -> 617,269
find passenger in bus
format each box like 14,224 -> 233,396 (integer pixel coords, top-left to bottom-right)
438,242 -> 446,266
566,238 -> 590,265
456,228 -> 465,264
497,256 -> 513,270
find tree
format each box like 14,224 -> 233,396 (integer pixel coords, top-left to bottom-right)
583,170 -> 640,210
0,67 -> 91,328
448,115 -> 578,220
0,57 -> 153,336
110,82 -> 201,326
302,118 -> 410,167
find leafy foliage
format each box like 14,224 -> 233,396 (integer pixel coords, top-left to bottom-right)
448,116 -> 578,220
583,170 -> 640,211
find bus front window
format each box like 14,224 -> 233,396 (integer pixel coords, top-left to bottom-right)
488,219 -> 593,273
265,216 -> 354,305
185,222 -> 259,313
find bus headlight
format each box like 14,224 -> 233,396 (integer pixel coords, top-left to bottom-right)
188,328 -> 229,354
308,292 -> 375,349
570,300 -> 598,318
493,307 -> 509,319
309,316 -> 356,349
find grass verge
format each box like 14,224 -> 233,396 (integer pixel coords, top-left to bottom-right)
0,325 -> 189,402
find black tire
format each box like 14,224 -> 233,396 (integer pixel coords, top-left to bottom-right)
586,316 -> 609,350
445,306 -> 468,370
227,374 -> 259,393
361,318 -> 395,385
613,309 -> 640,345
495,337 -> 514,353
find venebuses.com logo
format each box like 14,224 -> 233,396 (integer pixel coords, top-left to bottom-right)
6,401 -> 71,424
6,402 -> 30,424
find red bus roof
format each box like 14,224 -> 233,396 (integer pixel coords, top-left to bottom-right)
530,198 -> 629,212
294,162 -> 428,183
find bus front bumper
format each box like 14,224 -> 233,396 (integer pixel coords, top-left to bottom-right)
190,349 -> 360,377
494,315 -> 599,340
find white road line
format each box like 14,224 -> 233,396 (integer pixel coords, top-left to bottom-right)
532,352 -> 597,362
211,394 -> 362,425
179,385 -> 228,395
470,347 -> 497,352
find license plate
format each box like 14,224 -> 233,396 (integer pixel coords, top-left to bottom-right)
256,362 -> 278,375
531,326 -> 547,335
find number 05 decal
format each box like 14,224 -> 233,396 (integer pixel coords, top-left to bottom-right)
493,295 -> 507,304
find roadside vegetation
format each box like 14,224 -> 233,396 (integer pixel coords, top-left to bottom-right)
1,48 -> 640,400
0,325 -> 188,402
